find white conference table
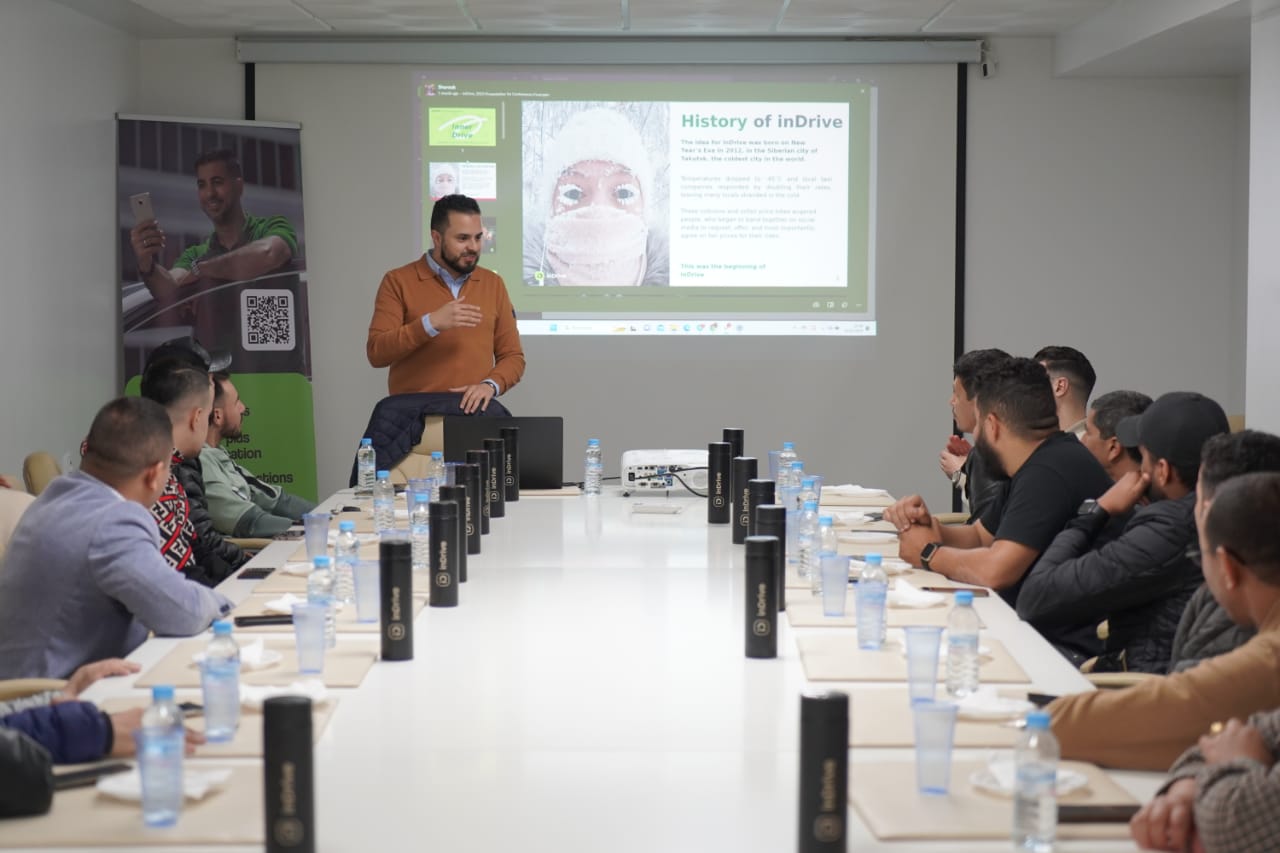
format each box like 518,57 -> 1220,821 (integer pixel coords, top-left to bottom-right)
57,488 -> 1161,853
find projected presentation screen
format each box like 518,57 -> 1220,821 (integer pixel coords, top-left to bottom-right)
415,73 -> 876,336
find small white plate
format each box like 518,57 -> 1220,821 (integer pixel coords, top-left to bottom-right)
970,763 -> 1090,799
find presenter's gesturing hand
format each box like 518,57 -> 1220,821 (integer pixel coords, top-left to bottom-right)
451,382 -> 495,415
428,297 -> 483,332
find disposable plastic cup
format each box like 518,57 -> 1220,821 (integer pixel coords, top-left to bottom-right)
445,462 -> 462,487
904,625 -> 944,705
353,560 -> 379,623
912,700 -> 958,794
133,727 -> 183,826
810,474 -> 825,506
302,512 -> 329,562
820,555 -> 849,616
768,450 -> 781,482
292,602 -> 327,674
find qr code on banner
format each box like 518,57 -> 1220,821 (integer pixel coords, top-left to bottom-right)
241,289 -> 296,351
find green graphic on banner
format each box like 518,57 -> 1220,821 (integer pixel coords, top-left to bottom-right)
124,372 -> 318,503
427,108 -> 498,146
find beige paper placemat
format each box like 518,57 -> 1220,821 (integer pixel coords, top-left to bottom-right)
819,492 -> 894,508
785,596 -> 979,629
253,557 -> 435,596
334,510 -> 376,534
847,687 -> 1021,748
0,766 -> 262,848
99,692 -> 337,758
850,760 -> 1137,841
796,633 -> 1029,684
230,594 -> 426,633
136,637 -> 378,689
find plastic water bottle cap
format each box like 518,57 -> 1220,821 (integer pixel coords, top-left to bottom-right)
801,478 -> 816,489
431,451 -> 443,460
791,461 -> 804,470
588,438 -> 600,446
376,470 -> 390,480
152,685 -> 175,701
414,492 -> 430,503
212,620 -> 232,635
339,520 -> 355,532
819,516 -> 833,526
361,437 -> 372,446
865,553 -> 883,565
782,442 -> 795,450
1025,711 -> 1051,730
313,556 -> 332,569
955,590 -> 974,606
803,500 -> 818,511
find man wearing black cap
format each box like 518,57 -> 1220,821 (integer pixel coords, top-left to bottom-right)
1017,392 -> 1229,672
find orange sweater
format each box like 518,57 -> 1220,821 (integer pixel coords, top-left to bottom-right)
366,257 -> 526,396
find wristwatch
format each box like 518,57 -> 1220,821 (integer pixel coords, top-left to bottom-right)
920,541 -> 942,570
1075,499 -> 1111,534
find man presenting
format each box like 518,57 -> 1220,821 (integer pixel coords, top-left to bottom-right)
367,195 -> 525,413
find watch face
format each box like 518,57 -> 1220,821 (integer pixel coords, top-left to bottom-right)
1078,499 -> 1099,515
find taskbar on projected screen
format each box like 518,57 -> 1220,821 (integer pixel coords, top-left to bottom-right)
517,319 -> 877,336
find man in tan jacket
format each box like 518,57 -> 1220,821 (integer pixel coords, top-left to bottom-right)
1049,468 -> 1280,771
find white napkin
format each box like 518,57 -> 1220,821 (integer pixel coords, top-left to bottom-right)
832,511 -> 871,526
887,579 -> 947,608
973,753 -> 1090,797
825,484 -> 891,498
955,687 -> 1035,721
281,562 -> 313,576
838,531 -> 898,544
849,557 -> 910,577
97,768 -> 232,802
240,679 -> 329,710
263,593 -> 304,615
195,639 -> 275,670
394,508 -> 410,520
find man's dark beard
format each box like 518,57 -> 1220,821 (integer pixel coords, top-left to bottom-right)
974,431 -> 1006,480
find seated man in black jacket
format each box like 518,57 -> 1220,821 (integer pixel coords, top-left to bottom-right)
1168,430 -> 1280,672
1017,391 -> 1230,671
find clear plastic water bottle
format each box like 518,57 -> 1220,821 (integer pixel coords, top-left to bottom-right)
1014,711 -> 1059,853
373,469 -> 395,531
357,437 -> 376,492
946,589 -> 981,697
333,520 -> 358,605
813,515 -> 838,597
139,684 -> 183,826
777,441 -> 798,481
584,438 -> 603,496
410,492 -> 431,572
200,620 -> 240,742
797,500 -> 820,581
308,555 -> 336,648
428,451 -> 446,501
789,462 -> 807,510
799,476 -> 818,512
855,553 -> 888,649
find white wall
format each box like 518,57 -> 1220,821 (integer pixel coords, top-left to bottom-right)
1246,11 -> 1280,430
0,0 -> 137,477
967,38 -> 1245,413
137,38 -> 243,121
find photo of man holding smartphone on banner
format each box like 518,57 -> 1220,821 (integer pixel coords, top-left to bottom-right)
118,118 -> 319,502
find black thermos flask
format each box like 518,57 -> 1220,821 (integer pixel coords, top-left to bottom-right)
754,504 -> 787,612
459,463 -> 483,555
264,696 -> 315,853
483,438 -> 506,519
429,500 -> 460,607
744,535 -> 779,659
798,691 -> 849,853
500,426 -> 520,502
378,537 -> 413,660
707,441 -> 732,525
731,456 -> 758,544
466,449 -> 491,534
438,485 -> 469,583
